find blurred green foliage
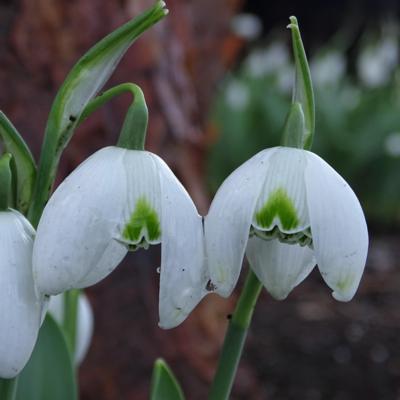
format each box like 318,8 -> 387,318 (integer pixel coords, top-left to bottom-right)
207,32 -> 400,227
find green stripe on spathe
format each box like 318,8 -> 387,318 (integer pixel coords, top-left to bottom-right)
255,188 -> 299,231
123,197 -> 161,243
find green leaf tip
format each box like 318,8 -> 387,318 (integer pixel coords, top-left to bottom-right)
150,358 -> 185,400
286,15 -> 315,150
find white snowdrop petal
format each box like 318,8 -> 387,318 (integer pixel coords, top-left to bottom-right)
305,152 -> 369,301
155,156 -> 208,329
0,210 -> 42,378
253,147 -> 310,234
119,151 -> 162,246
205,149 -> 275,297
246,236 -> 316,300
48,293 -> 94,364
33,147 -> 128,295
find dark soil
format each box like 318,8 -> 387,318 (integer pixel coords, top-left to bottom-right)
79,233 -> 400,400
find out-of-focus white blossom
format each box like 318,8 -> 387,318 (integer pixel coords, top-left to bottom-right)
231,13 -> 262,40
357,37 -> 398,87
311,51 -> 346,87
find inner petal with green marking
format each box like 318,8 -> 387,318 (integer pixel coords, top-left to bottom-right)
122,197 -> 161,248
254,187 -> 299,231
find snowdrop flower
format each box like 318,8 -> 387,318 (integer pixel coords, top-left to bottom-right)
205,146 -> 368,301
0,209 -> 43,378
225,80 -> 250,110
310,50 -> 346,87
357,37 -> 398,88
49,293 -> 94,364
231,13 -> 262,41
245,42 -> 290,78
33,146 -> 208,328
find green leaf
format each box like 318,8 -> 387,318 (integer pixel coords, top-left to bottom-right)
0,153 -> 12,210
288,16 -> 315,150
16,314 -> 77,400
150,359 -> 185,400
0,112 -> 36,214
28,1 -> 168,227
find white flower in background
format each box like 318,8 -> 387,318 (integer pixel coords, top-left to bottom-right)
357,37 -> 398,87
245,42 -> 290,78
49,293 -> 94,364
33,146 -> 209,329
311,51 -> 346,87
384,132 -> 400,157
276,64 -> 294,94
225,80 -> 250,110
205,146 -> 368,301
0,210 -> 43,378
231,13 -> 262,40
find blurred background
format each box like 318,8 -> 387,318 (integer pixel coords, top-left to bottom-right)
1,0 -> 400,399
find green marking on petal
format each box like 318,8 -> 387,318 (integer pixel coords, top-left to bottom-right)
122,197 -> 161,243
255,188 -> 299,231
336,274 -> 355,292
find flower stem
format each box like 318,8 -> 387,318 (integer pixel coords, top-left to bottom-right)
63,289 -> 80,358
209,269 -> 263,400
80,82 -> 148,151
0,377 -> 18,400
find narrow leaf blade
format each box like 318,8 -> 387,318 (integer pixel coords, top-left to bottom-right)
16,315 -> 77,400
0,112 -> 36,213
150,359 -> 185,400
29,1 -> 168,226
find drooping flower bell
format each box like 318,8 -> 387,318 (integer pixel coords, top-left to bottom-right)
32,86 -> 208,329
0,155 -> 43,378
205,146 -> 368,301
205,17 -> 368,302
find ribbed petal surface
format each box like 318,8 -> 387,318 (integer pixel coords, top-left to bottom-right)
205,149 -> 274,297
156,155 -> 209,329
304,151 -> 369,301
33,147 -> 128,294
246,236 -> 316,300
252,147 -> 310,234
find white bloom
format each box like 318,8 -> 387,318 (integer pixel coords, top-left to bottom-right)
33,146 -> 208,329
357,37 -> 398,88
231,13 -> 262,40
48,293 -> 94,364
384,132 -> 400,157
0,210 -> 43,378
225,80 -> 250,110
205,146 -> 368,301
245,42 -> 290,78
311,51 -> 346,87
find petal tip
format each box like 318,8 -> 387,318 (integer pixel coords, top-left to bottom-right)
332,290 -> 354,302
